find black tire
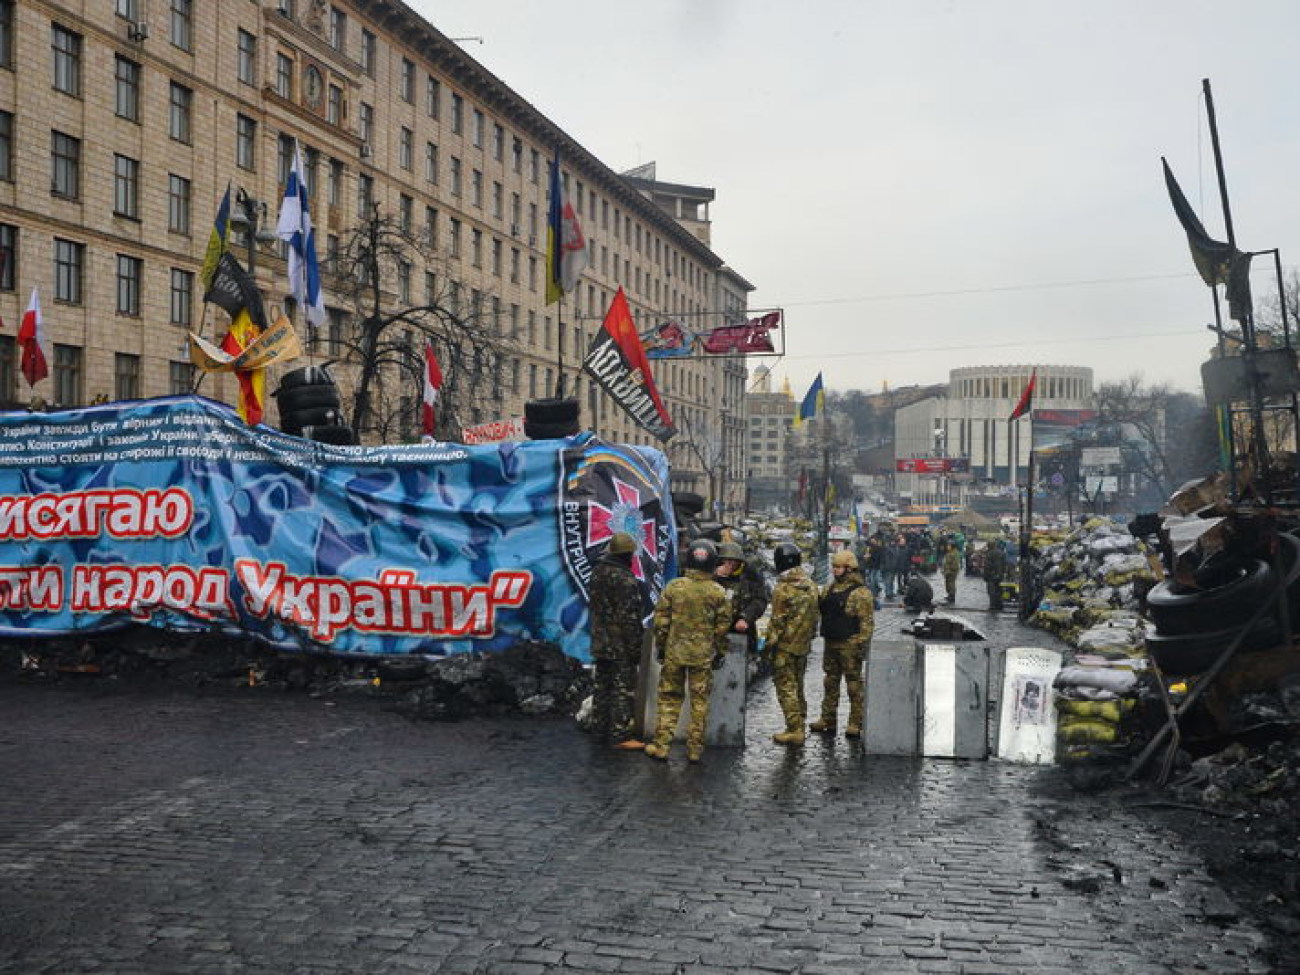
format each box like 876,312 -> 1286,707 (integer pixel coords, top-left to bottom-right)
524,418 -> 580,440
281,406 -> 345,431
1145,618 -> 1282,677
276,385 -> 341,412
278,365 -> 336,391
303,424 -> 358,445
1146,558 -> 1275,636
524,397 -> 579,425
672,491 -> 706,519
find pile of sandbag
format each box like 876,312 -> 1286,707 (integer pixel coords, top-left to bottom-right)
1053,623 -> 1149,764
1022,519 -> 1162,765
1029,518 -> 1161,645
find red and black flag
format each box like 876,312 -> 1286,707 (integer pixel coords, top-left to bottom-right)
582,287 -> 674,441
1009,369 -> 1036,422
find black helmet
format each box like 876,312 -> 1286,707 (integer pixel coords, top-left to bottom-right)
684,538 -> 718,573
774,542 -> 801,573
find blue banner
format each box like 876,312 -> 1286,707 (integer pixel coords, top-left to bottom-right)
0,396 -> 677,660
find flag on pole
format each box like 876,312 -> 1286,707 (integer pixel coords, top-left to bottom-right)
18,288 -> 48,387
544,148 -> 589,304
276,141 -> 326,329
204,252 -> 269,425
793,372 -> 824,428
221,310 -> 265,425
1161,158 -> 1253,323
581,288 -> 675,440
200,183 -> 231,292
1009,369 -> 1036,421
421,339 -> 443,440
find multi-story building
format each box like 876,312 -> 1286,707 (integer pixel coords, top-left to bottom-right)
894,364 -> 1095,506
622,164 -> 753,508
745,367 -> 794,512
0,0 -> 753,495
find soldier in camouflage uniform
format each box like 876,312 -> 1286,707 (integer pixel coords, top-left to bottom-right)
715,540 -> 770,653
810,549 -> 875,739
645,538 -> 731,763
764,542 -> 820,746
588,532 -> 648,750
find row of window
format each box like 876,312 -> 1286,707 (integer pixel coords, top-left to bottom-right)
28,13 -> 710,320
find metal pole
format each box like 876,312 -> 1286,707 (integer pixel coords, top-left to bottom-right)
1203,79 -> 1236,249
1018,448 -> 1035,620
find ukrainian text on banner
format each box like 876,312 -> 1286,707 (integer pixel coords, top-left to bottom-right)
0,396 -> 675,659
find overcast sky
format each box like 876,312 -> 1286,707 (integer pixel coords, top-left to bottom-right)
408,0 -> 1300,400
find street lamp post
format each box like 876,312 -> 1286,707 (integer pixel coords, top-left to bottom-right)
228,188 -> 277,279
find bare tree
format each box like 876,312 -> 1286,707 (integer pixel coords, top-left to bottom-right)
327,206 -> 515,442
1092,375 -> 1218,504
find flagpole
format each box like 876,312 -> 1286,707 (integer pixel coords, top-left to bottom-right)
1203,77 -> 1269,500
1018,447 -> 1035,621
555,295 -> 566,399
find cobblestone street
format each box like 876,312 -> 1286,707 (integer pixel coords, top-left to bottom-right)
0,572 -> 1284,973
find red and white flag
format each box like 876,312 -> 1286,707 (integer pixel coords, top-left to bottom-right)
421,340 -> 443,439
18,288 -> 49,387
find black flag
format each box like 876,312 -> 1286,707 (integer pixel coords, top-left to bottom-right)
1161,158 -> 1252,322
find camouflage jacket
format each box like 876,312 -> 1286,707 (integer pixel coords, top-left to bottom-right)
819,570 -> 875,648
764,567 -> 820,657
983,544 -> 1007,582
653,569 -> 730,667
588,555 -> 646,661
716,563 -> 770,631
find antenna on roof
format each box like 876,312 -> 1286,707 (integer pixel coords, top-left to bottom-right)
450,36 -> 484,45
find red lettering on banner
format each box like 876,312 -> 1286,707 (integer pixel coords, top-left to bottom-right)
70,564 -> 233,620
0,565 -> 63,610
0,488 -> 194,540
234,560 -> 533,643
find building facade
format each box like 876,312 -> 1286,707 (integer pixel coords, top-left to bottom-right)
894,364 -> 1095,505
0,0 -> 754,495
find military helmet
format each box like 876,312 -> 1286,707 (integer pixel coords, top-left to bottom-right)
773,542 -> 801,573
717,541 -> 744,562
684,537 -> 719,573
608,532 -> 636,555
831,549 -> 859,570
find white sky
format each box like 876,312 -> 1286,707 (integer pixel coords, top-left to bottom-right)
408,0 -> 1300,399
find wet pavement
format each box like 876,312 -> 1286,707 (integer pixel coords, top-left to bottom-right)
0,571 -> 1284,974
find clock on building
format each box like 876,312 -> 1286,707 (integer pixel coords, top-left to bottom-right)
303,65 -> 324,110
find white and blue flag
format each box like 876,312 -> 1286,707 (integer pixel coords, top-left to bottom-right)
275,141 -> 326,329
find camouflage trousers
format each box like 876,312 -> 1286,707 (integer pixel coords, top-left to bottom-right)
591,655 -> 640,743
771,651 -> 809,733
818,639 -> 866,729
651,660 -> 713,753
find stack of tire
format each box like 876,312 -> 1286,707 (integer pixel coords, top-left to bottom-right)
274,365 -> 358,446
1144,533 -> 1300,676
523,398 -> 580,440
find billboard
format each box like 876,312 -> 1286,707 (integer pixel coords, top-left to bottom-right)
895,457 -> 970,474
0,396 -> 676,660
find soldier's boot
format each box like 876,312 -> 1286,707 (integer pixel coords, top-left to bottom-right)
809,718 -> 836,734
643,741 -> 669,760
846,695 -> 864,739
773,729 -> 806,745
686,743 -> 704,763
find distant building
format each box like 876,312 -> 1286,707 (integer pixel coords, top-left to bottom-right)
894,364 -> 1095,506
745,367 -> 794,512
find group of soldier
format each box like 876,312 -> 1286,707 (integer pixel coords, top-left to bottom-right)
587,530 -> 875,763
